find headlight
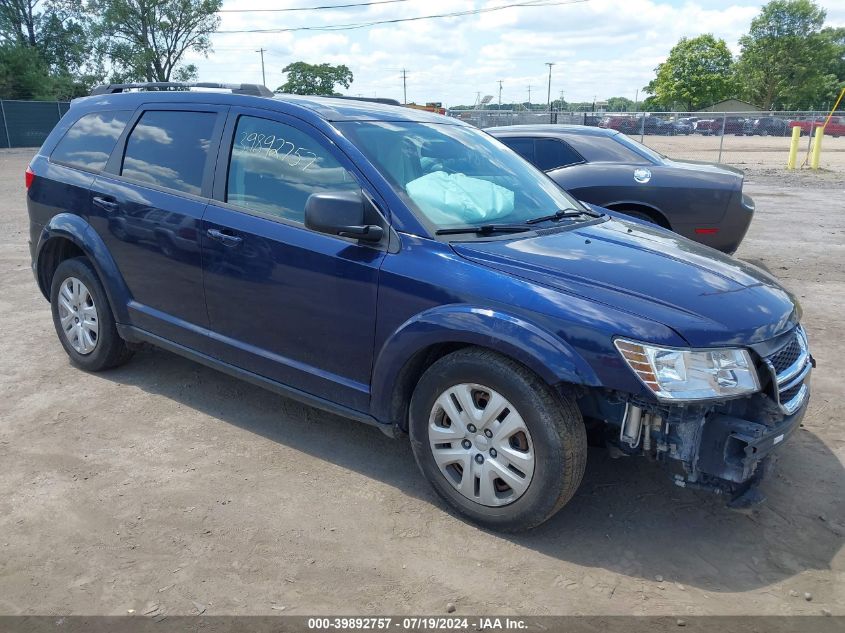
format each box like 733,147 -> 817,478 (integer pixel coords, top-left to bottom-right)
614,338 -> 760,401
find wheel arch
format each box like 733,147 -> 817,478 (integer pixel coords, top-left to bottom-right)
602,201 -> 672,229
35,214 -> 132,323
370,306 -> 599,430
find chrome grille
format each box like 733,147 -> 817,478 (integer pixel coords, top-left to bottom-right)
764,326 -> 810,415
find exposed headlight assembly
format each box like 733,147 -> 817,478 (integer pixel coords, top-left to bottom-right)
615,338 -> 760,401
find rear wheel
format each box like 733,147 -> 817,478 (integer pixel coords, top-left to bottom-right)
409,348 -> 587,532
50,257 -> 133,371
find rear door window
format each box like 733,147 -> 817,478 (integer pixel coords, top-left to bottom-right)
51,111 -> 131,172
121,110 -> 217,195
226,115 -> 359,224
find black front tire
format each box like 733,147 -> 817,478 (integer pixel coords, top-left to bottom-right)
409,348 -> 587,532
50,257 -> 133,372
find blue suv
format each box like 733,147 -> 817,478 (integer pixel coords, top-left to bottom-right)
26,83 -> 813,531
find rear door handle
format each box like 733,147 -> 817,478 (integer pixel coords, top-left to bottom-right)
206,228 -> 243,247
93,196 -> 119,213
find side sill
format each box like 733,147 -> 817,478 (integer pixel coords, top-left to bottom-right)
117,324 -> 395,435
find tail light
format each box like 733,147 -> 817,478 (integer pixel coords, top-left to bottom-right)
25,166 -> 35,190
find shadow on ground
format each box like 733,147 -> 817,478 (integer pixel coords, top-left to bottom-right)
100,346 -> 844,594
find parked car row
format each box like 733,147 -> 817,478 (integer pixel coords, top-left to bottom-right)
27,84 -> 812,531
789,116 -> 845,137
598,113 -> 844,137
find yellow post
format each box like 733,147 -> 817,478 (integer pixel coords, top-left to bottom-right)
810,126 -> 824,169
787,125 -> 800,169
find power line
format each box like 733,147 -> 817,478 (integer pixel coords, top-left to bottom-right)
218,0 -> 412,12
217,0 -> 589,34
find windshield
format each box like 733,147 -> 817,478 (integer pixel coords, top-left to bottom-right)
615,133 -> 666,162
336,121 -> 585,233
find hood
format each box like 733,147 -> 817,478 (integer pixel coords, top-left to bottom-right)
662,158 -> 745,181
452,217 -> 798,347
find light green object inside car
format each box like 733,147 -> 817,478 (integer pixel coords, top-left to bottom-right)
406,171 -> 514,225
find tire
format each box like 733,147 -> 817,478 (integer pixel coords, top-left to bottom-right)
409,347 -> 587,532
50,257 -> 133,372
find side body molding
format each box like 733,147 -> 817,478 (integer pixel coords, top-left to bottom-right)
369,304 -> 600,424
35,213 -> 133,323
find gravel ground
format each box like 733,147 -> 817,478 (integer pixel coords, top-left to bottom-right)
0,148 -> 842,617
640,134 -> 845,171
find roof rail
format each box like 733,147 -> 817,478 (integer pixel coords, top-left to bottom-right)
327,95 -> 401,106
90,82 -> 274,97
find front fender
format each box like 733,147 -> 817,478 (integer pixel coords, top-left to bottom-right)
369,304 -> 600,423
36,213 -> 132,323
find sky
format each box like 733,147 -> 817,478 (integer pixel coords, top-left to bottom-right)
188,0 -> 845,108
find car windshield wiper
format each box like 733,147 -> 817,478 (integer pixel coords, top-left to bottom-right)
525,207 -> 603,225
435,224 -> 533,236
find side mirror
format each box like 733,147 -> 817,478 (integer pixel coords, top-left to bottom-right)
304,190 -> 384,243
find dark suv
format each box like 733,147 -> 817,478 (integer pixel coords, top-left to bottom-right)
27,83 -> 813,531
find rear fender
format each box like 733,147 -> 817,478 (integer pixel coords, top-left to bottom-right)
36,213 -> 132,323
369,305 -> 599,423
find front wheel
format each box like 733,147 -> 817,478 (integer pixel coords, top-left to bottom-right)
409,348 -> 587,532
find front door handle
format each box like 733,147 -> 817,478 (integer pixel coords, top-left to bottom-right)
93,196 -> 119,213
207,228 -> 243,247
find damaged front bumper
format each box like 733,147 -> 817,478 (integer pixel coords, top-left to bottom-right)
612,384 -> 810,505
585,326 -> 814,506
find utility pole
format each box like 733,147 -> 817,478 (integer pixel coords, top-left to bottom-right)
527,85 -> 531,105
401,69 -> 408,104
559,90 -> 564,111
498,80 -> 503,108
256,48 -> 266,86
545,62 -> 554,122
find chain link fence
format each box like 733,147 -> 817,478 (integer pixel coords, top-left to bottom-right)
448,109 -> 844,170
0,100 -> 71,149
1,100 -> 841,170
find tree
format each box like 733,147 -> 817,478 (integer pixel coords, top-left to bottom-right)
643,34 -> 736,111
277,61 -> 352,95
92,0 -> 221,82
606,96 -> 634,112
0,42 -> 53,98
736,0 -> 841,109
0,0 -> 97,98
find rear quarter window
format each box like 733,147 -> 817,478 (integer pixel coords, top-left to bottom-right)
121,110 -> 217,195
50,111 -> 131,172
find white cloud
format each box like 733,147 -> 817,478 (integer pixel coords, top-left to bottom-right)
192,0 -> 845,106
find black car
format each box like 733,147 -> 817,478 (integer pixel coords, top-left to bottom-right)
743,116 -> 790,136
487,125 -> 755,253
668,119 -> 694,135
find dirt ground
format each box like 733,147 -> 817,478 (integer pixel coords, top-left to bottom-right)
640,133 -> 845,171
0,148 -> 842,617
